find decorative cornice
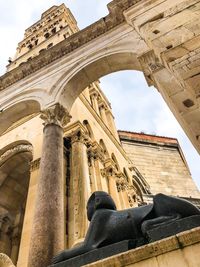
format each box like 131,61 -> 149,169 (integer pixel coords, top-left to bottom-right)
0,0 -> 141,91
30,158 -> 41,172
0,144 -> 33,167
0,254 -> 15,267
40,103 -> 71,128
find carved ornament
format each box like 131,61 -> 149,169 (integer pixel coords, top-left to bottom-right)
70,129 -> 90,146
0,144 -> 33,167
40,103 -> 71,128
87,142 -> 105,163
139,50 -> 163,73
30,158 -> 41,172
116,175 -> 129,192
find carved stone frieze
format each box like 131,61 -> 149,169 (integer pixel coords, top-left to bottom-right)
30,158 -> 41,172
116,175 -> 129,192
40,103 -> 71,128
0,144 -> 33,166
0,253 -> 15,267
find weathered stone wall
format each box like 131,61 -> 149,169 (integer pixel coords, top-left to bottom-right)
119,131 -> 200,198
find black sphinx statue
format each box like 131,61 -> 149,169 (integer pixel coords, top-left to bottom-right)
52,191 -> 200,265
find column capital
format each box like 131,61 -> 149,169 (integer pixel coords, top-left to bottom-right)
116,175 -> 129,192
40,103 -> 71,128
70,129 -> 90,146
87,142 -> 105,163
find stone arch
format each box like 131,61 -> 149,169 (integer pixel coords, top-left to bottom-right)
0,141 -> 33,264
56,51 -> 142,111
0,100 -> 41,136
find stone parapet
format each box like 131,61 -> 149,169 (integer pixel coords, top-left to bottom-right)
84,227 -> 200,267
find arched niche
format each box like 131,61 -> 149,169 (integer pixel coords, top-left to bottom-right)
0,100 -> 41,136
57,52 -> 142,111
0,141 -> 33,264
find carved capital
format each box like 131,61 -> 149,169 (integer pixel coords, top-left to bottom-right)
87,142 -> 105,163
139,51 -> 163,73
116,175 -> 129,192
70,129 -> 90,146
40,104 -> 71,128
101,164 -> 118,179
30,158 -> 41,172
138,50 -> 164,86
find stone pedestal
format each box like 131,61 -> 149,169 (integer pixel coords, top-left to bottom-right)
28,104 -> 71,267
85,227 -> 200,267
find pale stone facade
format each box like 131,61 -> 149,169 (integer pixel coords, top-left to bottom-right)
119,131 -> 200,199
0,1 -> 199,267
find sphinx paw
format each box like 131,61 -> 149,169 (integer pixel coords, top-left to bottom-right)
52,251 -> 66,264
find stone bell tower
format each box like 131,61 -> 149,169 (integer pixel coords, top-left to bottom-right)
7,4 -> 78,72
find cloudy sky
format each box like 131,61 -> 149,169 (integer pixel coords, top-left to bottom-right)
0,0 -> 199,189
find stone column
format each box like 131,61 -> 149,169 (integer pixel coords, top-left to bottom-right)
87,143 -> 105,192
68,130 -> 91,248
116,177 -> 130,209
102,164 -> 121,210
28,104 -> 71,267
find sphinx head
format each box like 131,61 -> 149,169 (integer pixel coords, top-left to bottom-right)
86,191 -> 116,221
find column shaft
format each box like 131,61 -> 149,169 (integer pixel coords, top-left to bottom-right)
28,104 -> 70,267
108,176 -> 121,210
68,132 -> 90,247
28,124 -> 65,267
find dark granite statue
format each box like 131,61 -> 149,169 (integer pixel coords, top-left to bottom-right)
52,191 -> 200,264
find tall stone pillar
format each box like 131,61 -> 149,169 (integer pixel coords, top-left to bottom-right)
88,142 -> 105,192
116,176 -> 130,209
28,104 -> 71,267
102,162 -> 121,209
68,130 -> 91,248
